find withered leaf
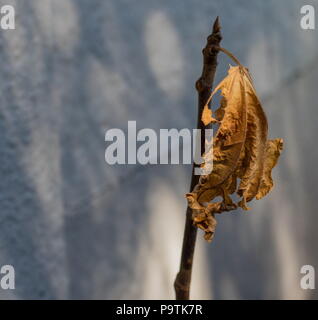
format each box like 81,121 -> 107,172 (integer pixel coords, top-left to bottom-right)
256,138 -> 283,200
202,104 -> 219,126
187,65 -> 283,242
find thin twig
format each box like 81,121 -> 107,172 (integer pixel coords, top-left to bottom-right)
174,17 -> 222,300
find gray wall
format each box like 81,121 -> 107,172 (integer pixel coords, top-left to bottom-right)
0,0 -> 317,299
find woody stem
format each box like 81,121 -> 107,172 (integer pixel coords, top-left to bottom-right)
174,17 -> 222,300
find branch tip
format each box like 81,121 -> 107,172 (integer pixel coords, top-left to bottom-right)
213,16 -> 221,33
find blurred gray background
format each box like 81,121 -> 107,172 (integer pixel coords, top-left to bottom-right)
0,0 -> 317,299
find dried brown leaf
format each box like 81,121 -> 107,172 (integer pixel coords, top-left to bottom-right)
187,64 -> 283,241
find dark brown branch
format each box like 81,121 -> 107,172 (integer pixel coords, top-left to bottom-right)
174,17 -> 222,300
